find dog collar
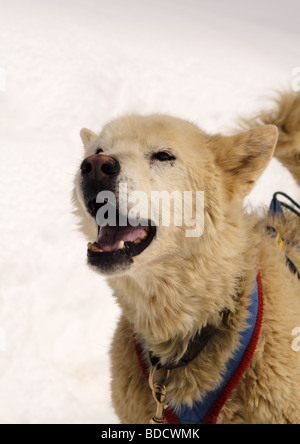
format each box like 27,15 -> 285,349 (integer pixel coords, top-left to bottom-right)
132,272 -> 264,424
149,320 -> 224,370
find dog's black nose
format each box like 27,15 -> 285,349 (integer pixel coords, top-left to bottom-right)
81,154 -> 120,181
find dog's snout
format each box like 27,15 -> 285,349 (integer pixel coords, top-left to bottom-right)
80,154 -> 120,181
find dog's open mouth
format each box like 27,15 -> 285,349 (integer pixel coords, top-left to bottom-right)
86,198 -> 156,272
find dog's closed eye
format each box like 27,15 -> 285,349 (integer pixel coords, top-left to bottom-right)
152,151 -> 176,162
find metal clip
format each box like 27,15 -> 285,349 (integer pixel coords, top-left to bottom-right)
149,363 -> 170,424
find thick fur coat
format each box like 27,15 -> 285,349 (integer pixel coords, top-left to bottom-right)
74,91 -> 300,424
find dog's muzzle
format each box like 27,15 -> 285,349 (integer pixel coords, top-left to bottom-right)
80,153 -> 156,274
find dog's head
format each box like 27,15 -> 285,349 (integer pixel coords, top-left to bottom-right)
74,114 -> 278,276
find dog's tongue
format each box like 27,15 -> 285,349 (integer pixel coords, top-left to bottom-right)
98,225 -> 146,252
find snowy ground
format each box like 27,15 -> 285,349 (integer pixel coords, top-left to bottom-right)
0,0 -> 299,424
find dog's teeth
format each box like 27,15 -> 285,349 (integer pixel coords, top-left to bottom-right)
88,242 -> 102,252
141,230 -> 148,239
116,240 -> 125,250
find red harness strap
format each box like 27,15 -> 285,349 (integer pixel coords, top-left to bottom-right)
132,334 -> 180,424
202,272 -> 264,424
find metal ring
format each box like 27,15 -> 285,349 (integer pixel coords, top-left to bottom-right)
149,363 -> 170,393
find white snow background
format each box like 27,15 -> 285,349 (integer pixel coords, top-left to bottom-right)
0,0 -> 300,424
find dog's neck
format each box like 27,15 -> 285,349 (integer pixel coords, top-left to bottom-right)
108,208 -> 257,366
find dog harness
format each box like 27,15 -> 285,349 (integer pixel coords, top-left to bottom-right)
133,273 -> 264,424
268,192 -> 300,280
132,193 -> 300,424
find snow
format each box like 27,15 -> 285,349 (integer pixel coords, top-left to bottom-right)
0,0 -> 300,424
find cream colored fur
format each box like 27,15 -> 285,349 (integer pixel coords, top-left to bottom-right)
74,91 -> 300,424
240,91 -> 300,186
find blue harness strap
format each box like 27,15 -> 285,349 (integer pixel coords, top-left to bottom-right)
173,275 -> 263,424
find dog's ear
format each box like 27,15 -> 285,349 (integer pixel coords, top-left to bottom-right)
80,128 -> 97,149
213,125 -> 278,198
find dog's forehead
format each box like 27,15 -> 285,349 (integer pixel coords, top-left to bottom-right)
98,114 -> 204,153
